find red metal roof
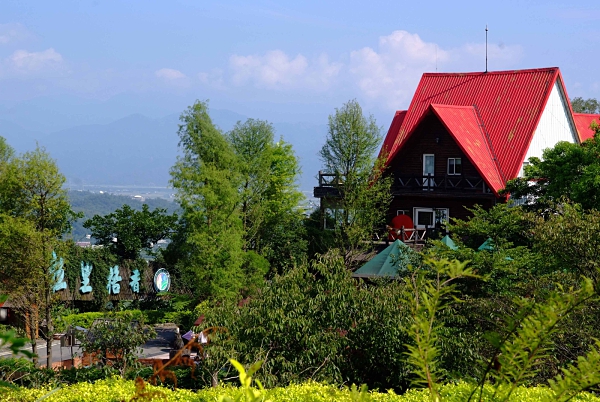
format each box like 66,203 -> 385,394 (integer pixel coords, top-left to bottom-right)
430,104 -> 505,195
384,67 -> 564,185
573,113 -> 600,142
379,110 -> 406,158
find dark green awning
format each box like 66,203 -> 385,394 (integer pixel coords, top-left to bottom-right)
478,238 -> 495,251
440,235 -> 458,250
352,240 -> 411,279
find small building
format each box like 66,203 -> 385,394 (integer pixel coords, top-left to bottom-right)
378,67 -> 598,227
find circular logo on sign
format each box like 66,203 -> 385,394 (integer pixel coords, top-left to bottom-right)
153,268 -> 171,292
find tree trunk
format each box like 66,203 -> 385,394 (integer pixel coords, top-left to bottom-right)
27,311 -> 38,365
45,290 -> 53,368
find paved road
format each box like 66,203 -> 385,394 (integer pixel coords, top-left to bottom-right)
0,326 -> 178,366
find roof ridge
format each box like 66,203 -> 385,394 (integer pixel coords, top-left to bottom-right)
423,67 -> 558,77
430,103 -> 477,109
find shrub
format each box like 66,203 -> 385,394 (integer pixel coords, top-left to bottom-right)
3,379 -> 600,402
198,255 -> 413,391
0,358 -> 54,388
76,313 -> 156,376
57,310 -> 145,332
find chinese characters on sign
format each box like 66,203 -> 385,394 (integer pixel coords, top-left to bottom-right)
106,265 -> 122,294
130,269 -> 140,293
80,262 -> 93,294
51,251 -> 67,293
44,258 -> 172,297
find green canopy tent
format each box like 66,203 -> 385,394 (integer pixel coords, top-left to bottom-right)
478,238 -> 495,251
440,235 -> 458,250
478,237 -> 513,260
352,239 -> 412,279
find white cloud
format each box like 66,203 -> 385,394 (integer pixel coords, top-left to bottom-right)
155,68 -> 186,80
349,30 -> 448,109
0,23 -> 32,45
454,42 -> 523,71
229,50 -> 341,90
7,48 -> 64,73
348,30 -> 522,109
198,68 -> 225,89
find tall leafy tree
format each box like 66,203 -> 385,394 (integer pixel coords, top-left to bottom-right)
504,122 -> 600,211
315,99 -> 392,267
228,119 -> 275,250
228,119 -> 306,274
0,147 -> 79,366
571,97 -> 600,114
83,204 -> 177,260
0,136 -> 14,165
169,101 -> 245,300
0,214 -> 46,362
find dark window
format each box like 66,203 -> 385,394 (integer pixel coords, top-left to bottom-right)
448,158 -> 462,175
417,211 -> 434,226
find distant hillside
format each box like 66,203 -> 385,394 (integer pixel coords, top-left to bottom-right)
0,109 -> 325,192
68,190 -> 179,241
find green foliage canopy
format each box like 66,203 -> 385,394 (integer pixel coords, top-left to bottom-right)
169,100 -> 245,300
0,146 -> 80,366
228,118 -> 306,274
83,204 -> 177,261
571,97 -> 600,114
314,99 -> 392,267
503,122 -> 600,211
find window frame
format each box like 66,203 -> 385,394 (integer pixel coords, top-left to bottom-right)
447,157 -> 462,175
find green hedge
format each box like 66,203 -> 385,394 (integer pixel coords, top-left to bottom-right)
57,309 -> 195,332
142,309 -> 195,327
56,310 -> 146,332
3,379 -> 600,402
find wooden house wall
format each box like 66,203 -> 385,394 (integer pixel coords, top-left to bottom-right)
388,112 -> 481,178
385,111 -> 497,225
389,195 -> 496,223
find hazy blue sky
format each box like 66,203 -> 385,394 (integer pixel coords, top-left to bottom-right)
1,0 -> 599,126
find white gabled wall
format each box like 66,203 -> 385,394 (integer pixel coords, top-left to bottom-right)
520,80 -> 579,176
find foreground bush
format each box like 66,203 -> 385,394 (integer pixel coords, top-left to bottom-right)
3,379 -> 600,402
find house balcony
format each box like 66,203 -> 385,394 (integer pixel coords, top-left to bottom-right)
391,174 -> 495,198
313,172 -> 342,198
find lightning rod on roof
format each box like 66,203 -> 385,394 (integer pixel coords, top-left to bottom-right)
485,25 -> 488,73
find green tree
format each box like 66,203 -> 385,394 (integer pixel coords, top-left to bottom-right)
533,202 -> 600,282
76,314 -> 155,376
0,147 -> 79,367
228,119 -> 306,274
315,99 -> 392,267
198,255 -> 413,390
571,97 -> 600,114
0,136 -> 14,165
0,215 -> 46,362
503,122 -> 600,211
83,204 -> 177,261
169,101 -> 245,300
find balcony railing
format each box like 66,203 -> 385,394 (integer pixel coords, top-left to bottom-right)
314,172 -> 343,198
315,172 -> 494,198
392,174 -> 492,195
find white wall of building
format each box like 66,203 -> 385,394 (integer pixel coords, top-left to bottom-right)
520,80 -> 578,176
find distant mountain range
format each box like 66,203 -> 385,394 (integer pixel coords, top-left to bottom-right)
0,107 -> 326,192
